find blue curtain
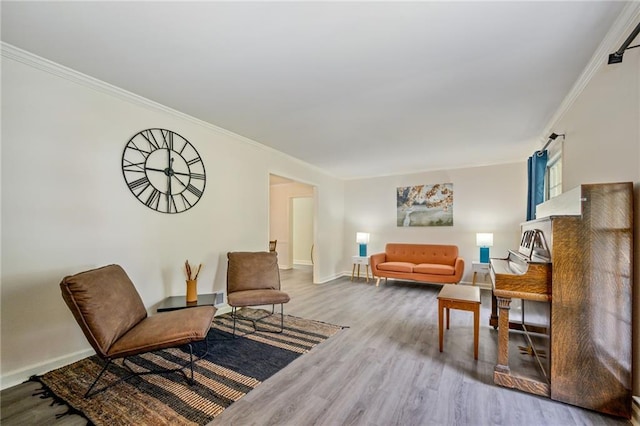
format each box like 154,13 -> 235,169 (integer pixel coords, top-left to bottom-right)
526,150 -> 547,221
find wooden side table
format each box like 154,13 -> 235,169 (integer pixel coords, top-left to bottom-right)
472,261 -> 490,286
438,284 -> 481,360
157,292 -> 223,312
351,256 -> 370,283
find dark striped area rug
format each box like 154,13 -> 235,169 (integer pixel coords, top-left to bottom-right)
32,309 -> 344,425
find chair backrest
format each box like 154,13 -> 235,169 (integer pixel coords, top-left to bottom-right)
60,264 -> 147,358
385,243 -> 458,266
227,251 -> 281,293
269,240 -> 277,252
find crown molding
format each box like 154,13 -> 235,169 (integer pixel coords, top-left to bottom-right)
1,42 -> 337,179
542,2 -> 640,141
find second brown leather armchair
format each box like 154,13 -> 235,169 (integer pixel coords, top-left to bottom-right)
226,251 -> 290,336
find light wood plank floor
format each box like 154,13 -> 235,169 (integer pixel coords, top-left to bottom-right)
1,266 -> 631,425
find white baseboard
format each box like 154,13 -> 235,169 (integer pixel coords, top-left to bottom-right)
293,260 -> 313,266
339,271 -> 491,291
315,272 -> 348,284
215,304 -> 232,316
1,348 -> 95,390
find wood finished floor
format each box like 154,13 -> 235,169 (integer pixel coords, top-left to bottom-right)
1,266 -> 631,426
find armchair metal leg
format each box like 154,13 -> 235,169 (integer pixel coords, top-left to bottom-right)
231,304 -> 285,337
84,359 -> 112,398
187,342 -> 194,382
84,340 -> 208,398
279,305 -> 284,332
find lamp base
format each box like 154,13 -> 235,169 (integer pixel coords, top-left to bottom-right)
359,244 -> 367,257
480,247 -> 490,264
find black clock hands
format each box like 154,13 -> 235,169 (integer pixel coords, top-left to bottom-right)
144,166 -> 175,175
145,167 -> 191,177
167,145 -> 171,172
172,172 -> 188,189
144,167 -> 163,173
167,157 -> 173,208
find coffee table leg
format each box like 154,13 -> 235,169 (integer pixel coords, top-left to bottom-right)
446,307 -> 450,329
438,300 -> 444,352
474,304 -> 480,360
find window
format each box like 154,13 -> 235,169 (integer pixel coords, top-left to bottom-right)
546,152 -> 562,200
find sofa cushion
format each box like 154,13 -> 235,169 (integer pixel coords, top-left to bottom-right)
414,263 -> 455,276
377,262 -> 414,273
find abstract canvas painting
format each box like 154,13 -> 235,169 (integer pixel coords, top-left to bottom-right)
397,183 -> 453,227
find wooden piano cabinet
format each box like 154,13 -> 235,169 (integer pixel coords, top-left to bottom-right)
549,183 -> 633,419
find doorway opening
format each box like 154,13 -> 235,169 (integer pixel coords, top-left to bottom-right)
268,174 -> 316,282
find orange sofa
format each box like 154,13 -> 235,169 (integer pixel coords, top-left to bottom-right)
370,243 -> 464,287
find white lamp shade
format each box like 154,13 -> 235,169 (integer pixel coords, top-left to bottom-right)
476,233 -> 494,247
356,232 -> 370,244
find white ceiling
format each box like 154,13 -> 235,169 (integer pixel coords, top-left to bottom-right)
1,1 -> 629,179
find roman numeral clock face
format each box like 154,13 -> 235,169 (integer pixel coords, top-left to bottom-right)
122,128 -> 206,213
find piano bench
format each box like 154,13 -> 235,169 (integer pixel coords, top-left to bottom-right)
437,285 -> 481,360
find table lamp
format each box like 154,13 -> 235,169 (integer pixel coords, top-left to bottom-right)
476,233 -> 493,263
356,232 -> 370,256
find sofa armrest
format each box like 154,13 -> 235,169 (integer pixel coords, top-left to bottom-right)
369,252 -> 386,275
453,257 -> 465,283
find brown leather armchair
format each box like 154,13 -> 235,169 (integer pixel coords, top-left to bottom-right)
226,251 -> 290,336
60,264 -> 216,397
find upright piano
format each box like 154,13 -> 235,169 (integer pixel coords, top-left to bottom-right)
490,182 -> 633,419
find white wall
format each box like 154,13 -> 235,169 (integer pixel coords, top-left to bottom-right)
342,162 -> 528,284
0,48 -> 345,388
549,24 -> 639,395
293,197 -> 314,265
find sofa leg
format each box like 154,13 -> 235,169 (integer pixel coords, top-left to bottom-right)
376,277 -> 380,287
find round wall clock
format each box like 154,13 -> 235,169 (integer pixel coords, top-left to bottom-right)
122,128 -> 206,214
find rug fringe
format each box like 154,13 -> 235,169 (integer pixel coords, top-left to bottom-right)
28,375 -> 95,426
